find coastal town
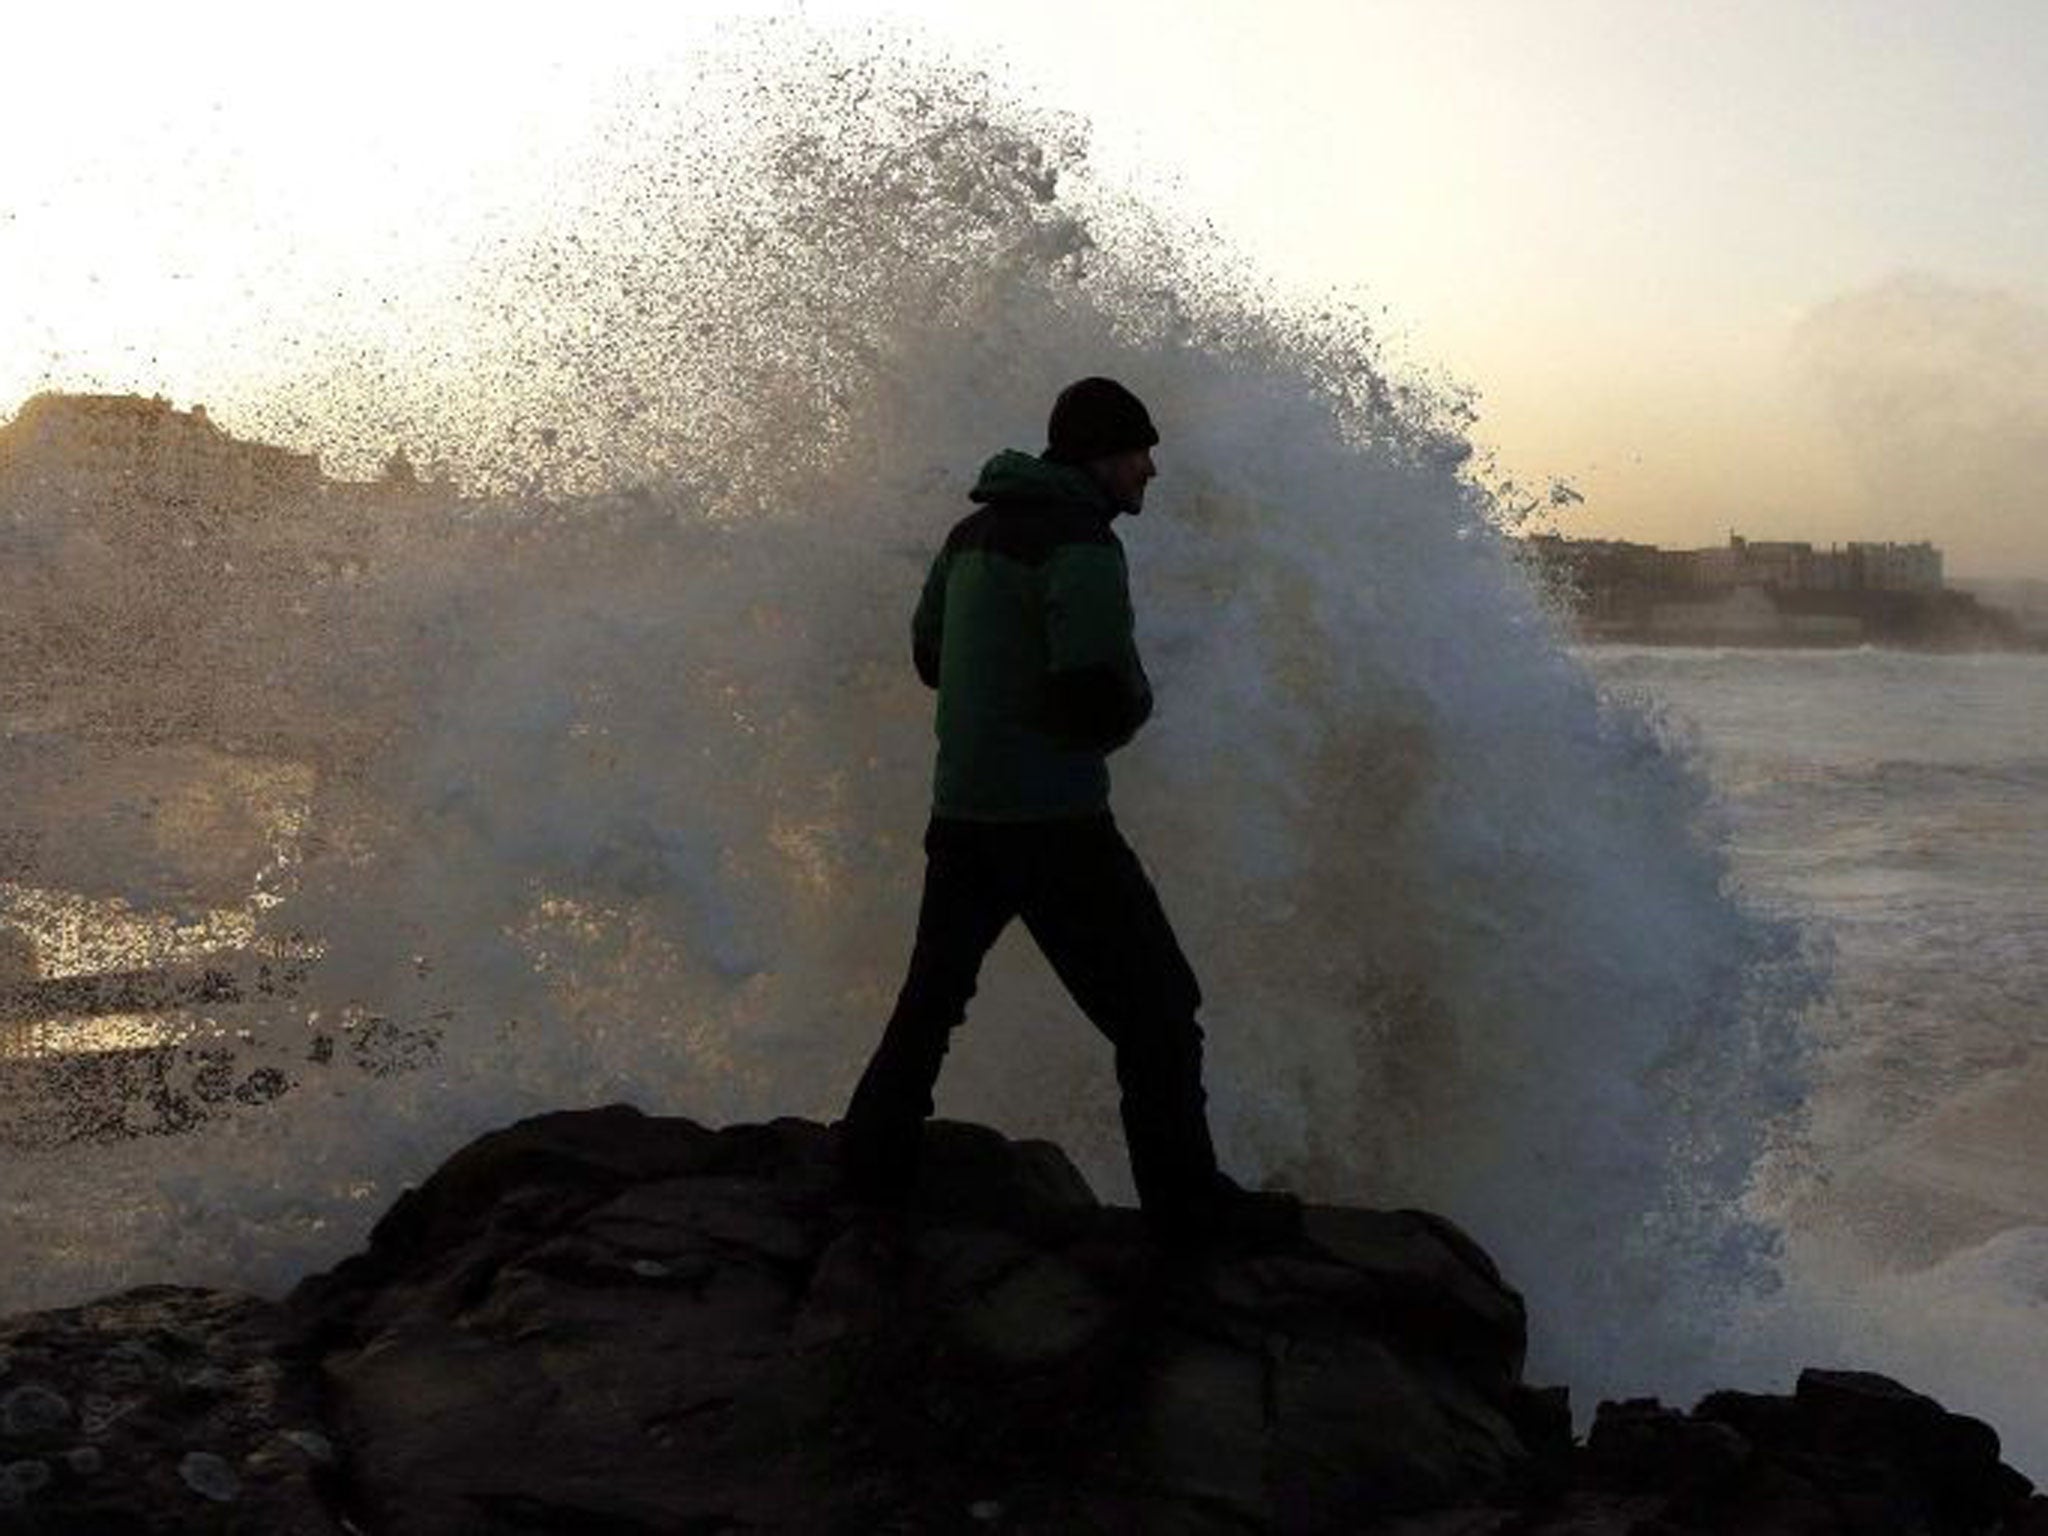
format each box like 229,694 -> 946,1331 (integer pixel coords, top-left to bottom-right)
0,393 -> 462,734
1517,530 -> 2040,649
0,389 -> 452,524
0,390 -> 2040,652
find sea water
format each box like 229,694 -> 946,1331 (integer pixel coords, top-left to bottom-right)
0,31 -> 2040,1481
1585,645 -> 2048,1472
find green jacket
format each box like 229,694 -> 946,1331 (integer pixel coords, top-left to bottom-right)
914,450 -> 1154,821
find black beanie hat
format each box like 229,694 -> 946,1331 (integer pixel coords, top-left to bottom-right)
1044,377 -> 1159,464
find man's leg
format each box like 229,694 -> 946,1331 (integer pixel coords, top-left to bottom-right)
840,819 -> 1015,1197
1015,816 -> 1220,1224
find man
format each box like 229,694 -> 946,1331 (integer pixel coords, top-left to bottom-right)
840,378 -> 1294,1244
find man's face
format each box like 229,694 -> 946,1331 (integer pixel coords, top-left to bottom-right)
1090,446 -> 1157,515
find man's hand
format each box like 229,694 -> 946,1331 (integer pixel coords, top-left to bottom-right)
1046,666 -> 1151,751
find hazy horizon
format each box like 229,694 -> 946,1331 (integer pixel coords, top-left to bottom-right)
3,0 -> 2044,575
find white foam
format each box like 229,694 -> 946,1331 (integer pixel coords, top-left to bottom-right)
1,26 -> 1853,1465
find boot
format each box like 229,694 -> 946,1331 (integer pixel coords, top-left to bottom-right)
1147,1171 -> 1303,1252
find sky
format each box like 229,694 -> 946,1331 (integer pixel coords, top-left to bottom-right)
2,0 -> 2045,573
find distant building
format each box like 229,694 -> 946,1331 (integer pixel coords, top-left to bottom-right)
1579,532 -> 1947,596
1845,539 -> 1943,593
0,392 -> 321,513
1685,534 -> 1816,592
1519,534 -> 1675,619
1518,528 -> 1979,647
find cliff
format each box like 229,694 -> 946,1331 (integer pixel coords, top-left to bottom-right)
0,1106 -> 2040,1534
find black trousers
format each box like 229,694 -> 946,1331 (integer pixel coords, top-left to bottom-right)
842,813 -> 1220,1217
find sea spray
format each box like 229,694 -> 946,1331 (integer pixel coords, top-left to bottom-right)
2,31 -> 1816,1430
1585,645 -> 2048,1477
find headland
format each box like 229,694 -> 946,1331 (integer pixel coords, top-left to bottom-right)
1519,532 -> 2043,651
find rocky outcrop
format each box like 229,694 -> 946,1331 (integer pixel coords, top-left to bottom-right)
1586,1373 -> 2037,1530
293,1106 -> 1553,1535
1428,1373 -> 2046,1536
0,1105 -> 2040,1534
0,1286 -> 342,1534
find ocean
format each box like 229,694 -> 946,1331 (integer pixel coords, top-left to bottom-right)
1,33 -> 2043,1486
1583,645 -> 2048,1473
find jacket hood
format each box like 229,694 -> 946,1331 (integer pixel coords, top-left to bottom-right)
968,450 -> 1114,514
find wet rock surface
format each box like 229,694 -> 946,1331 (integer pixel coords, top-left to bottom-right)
1381,1376 -> 2048,1536
1,1104 -> 2040,1533
0,1285 -> 343,1534
1541,1373 -> 2045,1535
291,1106 -> 1545,1535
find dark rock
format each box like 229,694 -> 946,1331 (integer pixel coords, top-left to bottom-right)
1585,1397 -> 1751,1496
291,1106 -> 1538,1535
1795,1368 -> 2029,1531
1296,1206 -> 1527,1384
0,1284 -> 344,1533
3,1458 -> 54,1495
1,1105 -> 2040,1535
1555,1369 -> 2038,1536
1506,1383 -> 1576,1480
1,1385 -> 71,1438
178,1450 -> 240,1503
286,1102 -> 726,1347
2003,1495 -> 2048,1535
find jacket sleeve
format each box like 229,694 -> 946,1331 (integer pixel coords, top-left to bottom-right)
911,550 -> 947,689
1043,541 -> 1153,751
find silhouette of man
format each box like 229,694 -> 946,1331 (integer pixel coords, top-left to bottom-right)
841,379 -> 1292,1243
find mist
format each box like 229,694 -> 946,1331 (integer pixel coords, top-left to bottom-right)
1793,273 -> 2048,578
